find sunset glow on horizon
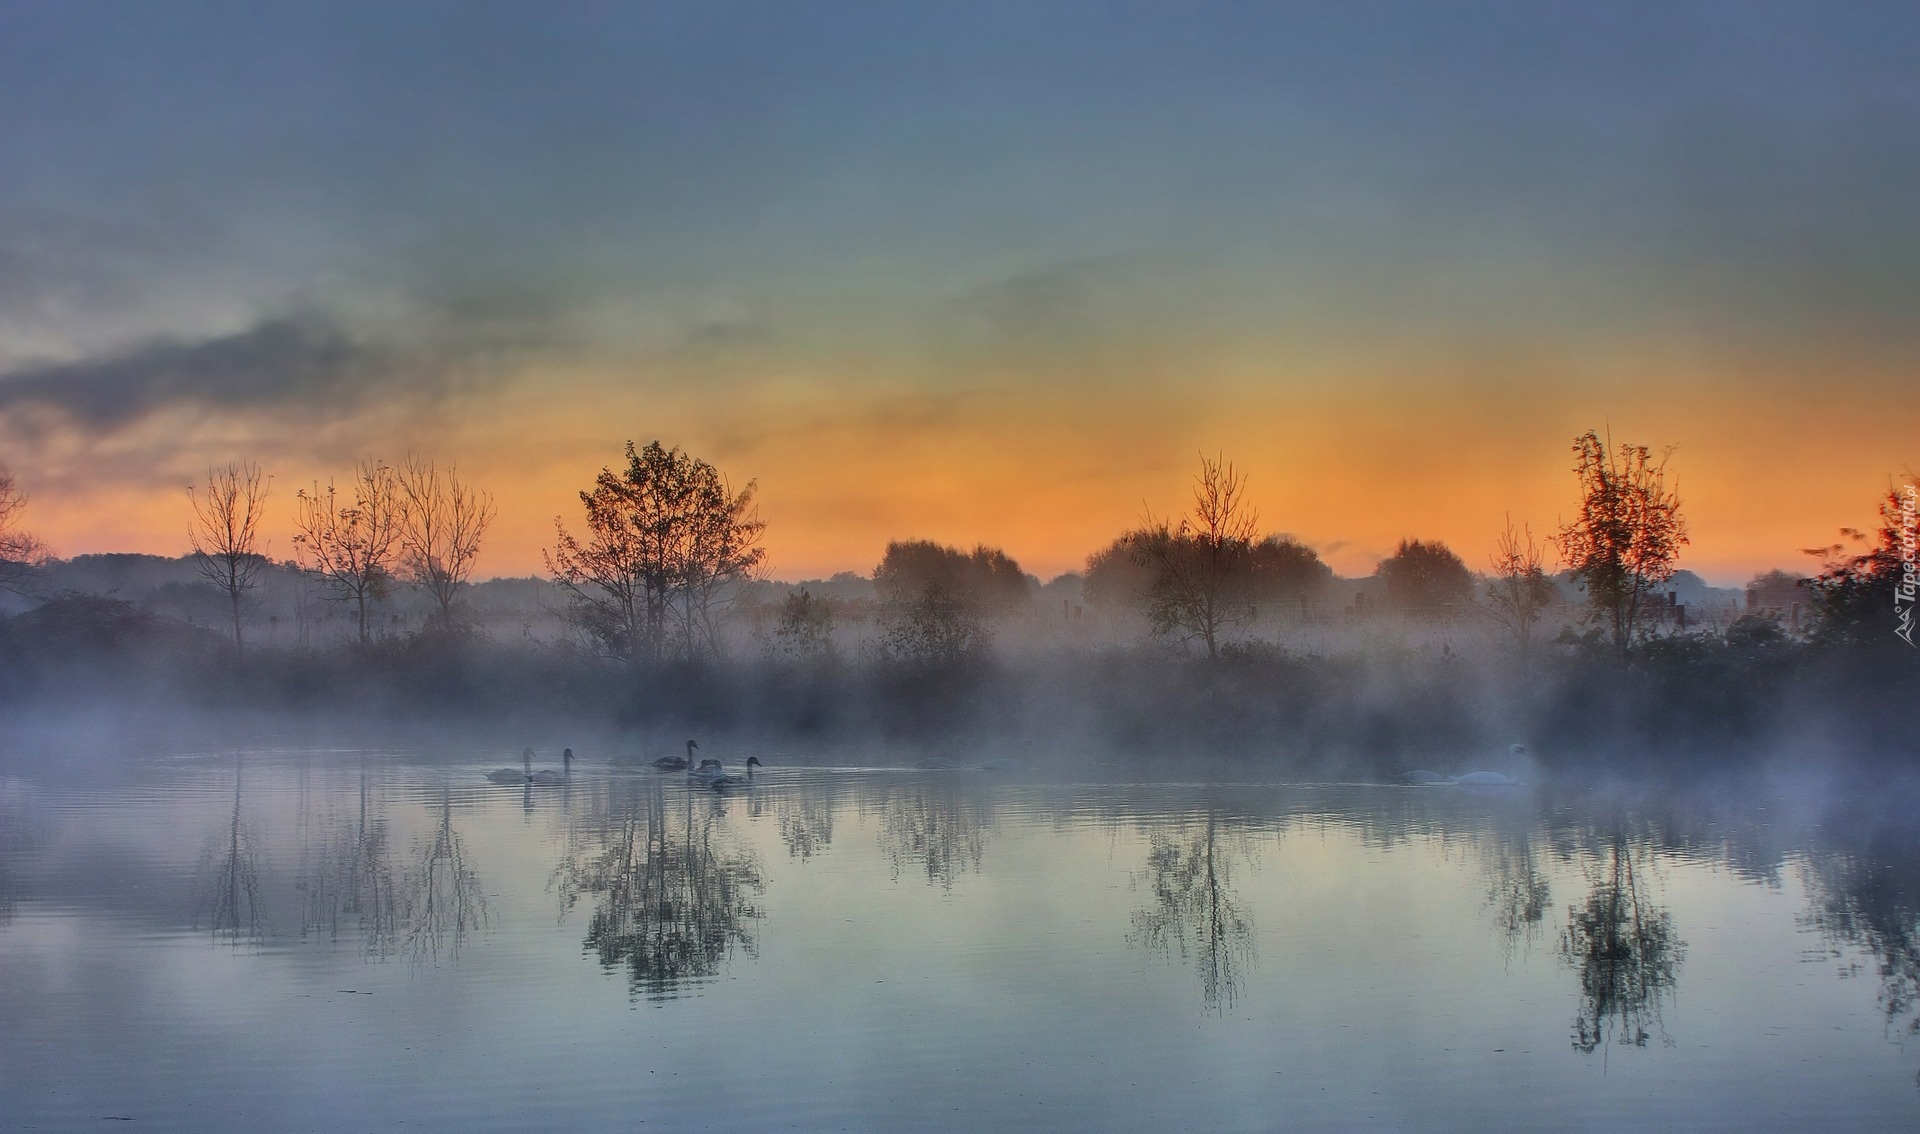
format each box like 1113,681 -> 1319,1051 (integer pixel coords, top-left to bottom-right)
1,4 -> 1912,587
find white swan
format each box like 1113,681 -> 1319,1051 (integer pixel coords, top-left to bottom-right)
708,756 -> 762,790
653,740 -> 698,772
486,747 -> 536,784
528,748 -> 574,785
690,755 -> 760,788
1450,770 -> 1521,786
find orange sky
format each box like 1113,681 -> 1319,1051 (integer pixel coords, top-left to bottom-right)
2,5 -> 1914,587
14,330 -> 1910,587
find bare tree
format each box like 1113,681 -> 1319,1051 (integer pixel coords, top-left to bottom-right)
1135,454 -> 1260,658
294,459 -> 402,645
1480,515 -> 1558,652
1555,430 -> 1688,654
188,462 -> 271,653
0,463 -> 48,597
395,456 -> 496,631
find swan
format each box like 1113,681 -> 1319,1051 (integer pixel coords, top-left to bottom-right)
528,748 -> 575,785
653,740 -> 698,772
486,747 -> 536,784
707,756 -> 763,790
1451,770 -> 1520,786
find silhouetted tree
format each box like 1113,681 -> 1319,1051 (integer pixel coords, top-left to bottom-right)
187,461 -> 271,654
0,463 -> 48,597
294,459 -> 403,644
766,587 -> 834,660
1375,538 -> 1474,619
871,541 -> 1027,665
546,441 -> 764,662
1083,531 -> 1158,611
395,456 -> 496,631
1135,454 -> 1260,658
1803,480 -> 1916,649
1244,535 -> 1333,617
1479,515 -> 1558,651
876,584 -> 992,665
873,540 -> 1034,613
1555,430 -> 1688,654
1088,527 -> 1328,628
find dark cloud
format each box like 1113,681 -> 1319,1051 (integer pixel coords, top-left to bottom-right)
0,315 -> 398,433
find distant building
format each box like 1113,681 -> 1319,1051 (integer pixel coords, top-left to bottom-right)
1745,570 -> 1809,633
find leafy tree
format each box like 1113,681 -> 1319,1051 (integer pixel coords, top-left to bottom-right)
1803,481 -> 1916,649
187,461 -> 271,653
294,459 -> 403,645
767,588 -> 835,660
1083,531 -> 1159,611
546,440 -> 764,662
1244,535 -> 1333,616
870,541 -> 1026,665
1087,528 -> 1328,625
395,456 -> 496,631
1555,430 -> 1688,654
0,463 -> 48,597
876,583 -> 992,665
872,540 -> 1033,613
1375,538 -> 1473,619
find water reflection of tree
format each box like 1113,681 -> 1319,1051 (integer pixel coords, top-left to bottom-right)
0,778 -> 40,924
554,778 -> 764,1000
1558,829 -> 1684,1054
294,768 -> 483,961
1482,831 -> 1551,961
300,760 -> 403,956
871,778 -> 991,889
1129,807 -> 1256,1013
776,776 -> 840,861
1799,830 -> 1920,1058
401,784 -> 488,960
196,758 -> 263,942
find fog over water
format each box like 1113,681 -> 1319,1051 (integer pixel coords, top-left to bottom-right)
2,732 -> 1918,1131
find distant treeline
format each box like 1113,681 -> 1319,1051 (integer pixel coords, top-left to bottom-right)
0,441 -> 1913,774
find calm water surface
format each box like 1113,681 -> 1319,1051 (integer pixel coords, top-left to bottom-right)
2,744 -> 1916,1131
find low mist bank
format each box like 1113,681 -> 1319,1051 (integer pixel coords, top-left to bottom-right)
1,596 -> 1911,786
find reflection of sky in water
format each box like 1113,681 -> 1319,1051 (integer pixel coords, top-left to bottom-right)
1,754 -> 1916,1131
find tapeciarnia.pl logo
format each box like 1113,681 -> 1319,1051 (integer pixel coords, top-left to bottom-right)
1897,483 -> 1917,647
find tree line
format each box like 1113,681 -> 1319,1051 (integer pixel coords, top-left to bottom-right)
0,426 -> 1911,666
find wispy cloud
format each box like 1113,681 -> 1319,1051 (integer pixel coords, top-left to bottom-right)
0,315 -> 395,435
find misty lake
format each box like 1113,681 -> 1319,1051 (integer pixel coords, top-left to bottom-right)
2,742 -> 1916,1132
